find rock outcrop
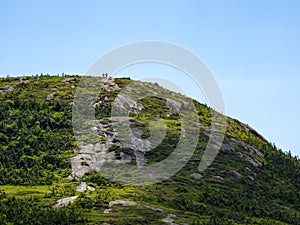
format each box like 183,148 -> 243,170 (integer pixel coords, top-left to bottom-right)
52,196 -> 78,208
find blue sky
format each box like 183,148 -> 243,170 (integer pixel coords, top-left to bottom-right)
1,0 -> 300,156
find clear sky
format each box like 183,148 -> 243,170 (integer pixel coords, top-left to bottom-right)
1,0 -> 300,156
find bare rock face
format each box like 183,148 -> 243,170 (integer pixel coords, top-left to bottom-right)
232,139 -> 264,158
221,138 -> 264,167
103,208 -> 112,214
191,173 -> 203,179
109,200 -> 137,207
62,77 -> 76,83
52,196 -> 78,208
166,98 -> 181,113
68,143 -> 116,179
75,182 -> 95,192
47,93 -> 55,100
14,77 -> 29,85
69,115 -> 155,179
100,77 -> 121,92
162,214 -> 177,224
0,85 -> 15,95
236,151 -> 262,167
222,138 -> 264,158
71,80 -> 175,180
230,169 -> 243,179
145,205 -> 164,212
212,175 -> 224,180
6,85 -> 14,92
248,175 -> 255,181
112,93 -> 144,113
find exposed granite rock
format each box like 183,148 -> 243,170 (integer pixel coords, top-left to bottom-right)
52,196 -> 78,208
166,98 -> 181,112
62,77 -> 76,83
230,169 -> 243,179
15,77 -> 29,84
75,182 -> 95,192
212,175 -> 224,180
109,200 -> 137,207
221,138 -> 264,167
69,115 -> 155,179
100,77 -> 121,92
244,155 -> 262,167
104,208 -> 112,214
162,214 -> 177,224
145,205 -> 164,212
6,85 -> 14,92
190,173 -> 203,179
0,85 -> 15,95
70,81 -> 198,181
47,93 -> 55,100
248,175 -> 255,181
237,151 -> 262,167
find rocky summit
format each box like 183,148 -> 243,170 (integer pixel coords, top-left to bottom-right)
0,75 -> 299,224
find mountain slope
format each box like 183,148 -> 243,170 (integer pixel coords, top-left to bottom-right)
0,75 -> 299,225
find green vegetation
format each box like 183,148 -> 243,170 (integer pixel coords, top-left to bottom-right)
0,75 -> 299,224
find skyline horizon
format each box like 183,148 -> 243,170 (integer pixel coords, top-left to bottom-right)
1,71 -> 298,157
1,0 -> 299,156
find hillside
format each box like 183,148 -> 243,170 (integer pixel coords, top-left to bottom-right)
0,75 -> 299,225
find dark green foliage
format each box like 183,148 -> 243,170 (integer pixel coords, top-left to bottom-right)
0,191 -> 85,225
0,76 -> 78,185
0,98 -> 74,185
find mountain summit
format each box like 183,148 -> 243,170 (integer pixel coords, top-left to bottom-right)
0,75 -> 299,224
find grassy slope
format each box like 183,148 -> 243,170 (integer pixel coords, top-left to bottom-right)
0,75 -> 299,224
